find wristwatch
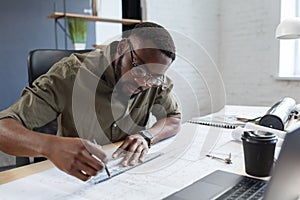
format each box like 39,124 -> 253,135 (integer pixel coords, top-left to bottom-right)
138,130 -> 153,148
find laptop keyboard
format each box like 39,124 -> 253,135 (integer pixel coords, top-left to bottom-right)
215,176 -> 267,200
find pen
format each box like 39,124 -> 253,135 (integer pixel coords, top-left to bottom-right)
92,139 -> 111,178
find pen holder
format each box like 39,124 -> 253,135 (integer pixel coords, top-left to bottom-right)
242,131 -> 277,177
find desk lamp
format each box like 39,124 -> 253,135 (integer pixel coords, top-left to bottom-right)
276,17 -> 300,39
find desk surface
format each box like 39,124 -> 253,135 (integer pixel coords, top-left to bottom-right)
0,160 -> 53,185
0,105 -> 270,199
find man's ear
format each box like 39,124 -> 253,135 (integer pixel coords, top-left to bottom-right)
117,39 -> 129,55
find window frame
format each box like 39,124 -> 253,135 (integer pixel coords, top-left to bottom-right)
277,0 -> 300,79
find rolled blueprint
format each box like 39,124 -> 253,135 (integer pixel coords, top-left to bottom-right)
258,97 -> 296,130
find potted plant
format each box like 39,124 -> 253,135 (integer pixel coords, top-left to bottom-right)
68,17 -> 87,50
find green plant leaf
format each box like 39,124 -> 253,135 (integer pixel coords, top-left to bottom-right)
68,18 -> 87,43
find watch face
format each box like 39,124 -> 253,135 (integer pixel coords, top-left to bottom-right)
141,130 -> 153,140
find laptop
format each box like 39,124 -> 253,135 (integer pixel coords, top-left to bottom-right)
165,127 -> 300,200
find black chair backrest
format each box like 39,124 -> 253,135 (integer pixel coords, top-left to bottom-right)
28,49 -> 92,87
16,49 -> 92,167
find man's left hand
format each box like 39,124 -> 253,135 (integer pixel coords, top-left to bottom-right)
112,134 -> 149,166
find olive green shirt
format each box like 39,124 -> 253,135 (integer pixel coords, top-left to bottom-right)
0,44 -> 181,145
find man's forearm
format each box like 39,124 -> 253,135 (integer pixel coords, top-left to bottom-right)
147,117 -> 181,145
0,118 -> 108,181
0,118 -> 49,157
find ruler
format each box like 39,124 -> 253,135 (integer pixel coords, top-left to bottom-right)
89,152 -> 162,184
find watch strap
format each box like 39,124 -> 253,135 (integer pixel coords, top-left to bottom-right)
138,130 -> 153,148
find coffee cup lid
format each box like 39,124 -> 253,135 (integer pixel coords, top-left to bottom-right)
242,130 -> 278,143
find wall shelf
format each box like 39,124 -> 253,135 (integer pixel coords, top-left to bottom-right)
48,12 -> 141,49
48,12 -> 141,25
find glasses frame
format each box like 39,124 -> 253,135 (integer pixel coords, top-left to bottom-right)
127,40 -> 166,87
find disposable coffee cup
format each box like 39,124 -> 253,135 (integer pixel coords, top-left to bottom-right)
242,130 -> 277,177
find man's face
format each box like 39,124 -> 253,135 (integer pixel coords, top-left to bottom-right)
117,38 -> 172,97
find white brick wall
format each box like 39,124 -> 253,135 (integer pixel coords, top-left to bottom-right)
220,0 -> 300,106
147,0 -> 300,109
147,0 -> 224,120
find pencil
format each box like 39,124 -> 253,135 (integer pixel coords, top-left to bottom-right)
92,139 -> 111,178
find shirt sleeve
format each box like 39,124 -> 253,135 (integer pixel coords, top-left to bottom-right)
151,76 -> 181,120
0,56 -> 79,130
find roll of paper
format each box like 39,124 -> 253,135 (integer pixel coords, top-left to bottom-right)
258,97 -> 296,130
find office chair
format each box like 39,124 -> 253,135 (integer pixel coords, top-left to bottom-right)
28,49 -> 92,87
16,49 -> 92,167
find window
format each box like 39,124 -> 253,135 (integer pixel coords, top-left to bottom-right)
278,0 -> 300,78
95,0 -> 122,45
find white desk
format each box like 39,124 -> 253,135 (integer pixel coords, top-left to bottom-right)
0,105 -> 270,200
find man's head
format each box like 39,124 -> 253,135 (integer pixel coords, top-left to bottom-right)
129,22 -> 176,62
114,22 -> 176,97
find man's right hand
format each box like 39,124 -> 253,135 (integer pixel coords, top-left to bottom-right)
44,137 -> 107,181
0,118 -> 107,181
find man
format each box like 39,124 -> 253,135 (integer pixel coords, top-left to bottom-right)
0,22 -> 181,181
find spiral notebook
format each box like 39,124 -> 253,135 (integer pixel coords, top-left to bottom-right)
187,115 -> 246,129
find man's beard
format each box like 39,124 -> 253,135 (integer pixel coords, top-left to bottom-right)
114,55 -> 123,82
114,55 -> 145,100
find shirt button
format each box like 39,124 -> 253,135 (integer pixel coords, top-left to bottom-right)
112,123 -> 117,128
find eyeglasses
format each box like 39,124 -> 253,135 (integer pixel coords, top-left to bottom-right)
128,40 -> 165,87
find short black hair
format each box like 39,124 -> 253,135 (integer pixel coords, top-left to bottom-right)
128,22 -> 176,62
